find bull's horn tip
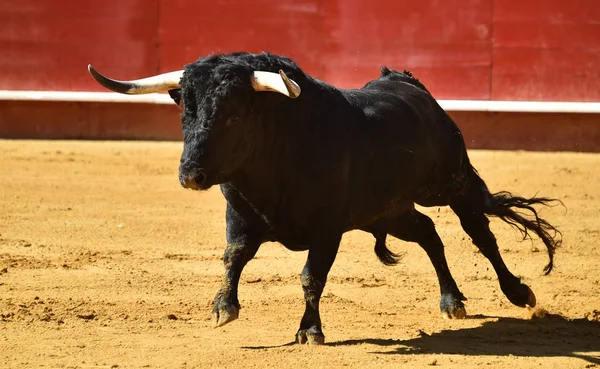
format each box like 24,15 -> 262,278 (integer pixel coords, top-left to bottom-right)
278,69 -> 300,98
87,64 -> 97,76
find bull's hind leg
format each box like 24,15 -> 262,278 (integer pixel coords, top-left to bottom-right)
450,182 -> 537,308
451,201 -> 536,308
388,209 -> 467,319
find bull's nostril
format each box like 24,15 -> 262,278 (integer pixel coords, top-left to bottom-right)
195,171 -> 207,186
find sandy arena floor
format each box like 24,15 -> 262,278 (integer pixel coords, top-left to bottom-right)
1,140 -> 599,368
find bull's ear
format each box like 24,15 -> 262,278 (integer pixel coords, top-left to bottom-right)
168,89 -> 183,109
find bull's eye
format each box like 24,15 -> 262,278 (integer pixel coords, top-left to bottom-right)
226,116 -> 240,126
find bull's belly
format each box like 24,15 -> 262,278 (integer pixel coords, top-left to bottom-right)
265,201 -> 415,251
345,196 -> 416,230
278,241 -> 311,252
264,227 -> 312,252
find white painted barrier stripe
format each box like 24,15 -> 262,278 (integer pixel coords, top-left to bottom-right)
439,100 -> 600,113
1,90 -> 600,113
0,90 -> 173,104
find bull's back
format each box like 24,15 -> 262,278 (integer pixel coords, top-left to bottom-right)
342,80 -> 468,218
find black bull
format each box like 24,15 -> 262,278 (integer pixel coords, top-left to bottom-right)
88,52 -> 561,345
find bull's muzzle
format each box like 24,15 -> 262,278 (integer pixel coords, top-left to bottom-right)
179,161 -> 208,190
180,170 -> 208,190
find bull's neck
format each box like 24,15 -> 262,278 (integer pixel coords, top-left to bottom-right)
232,81 -> 350,199
231,84 -> 355,206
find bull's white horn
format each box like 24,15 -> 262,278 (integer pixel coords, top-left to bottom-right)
251,70 -> 301,98
87,65 -> 183,94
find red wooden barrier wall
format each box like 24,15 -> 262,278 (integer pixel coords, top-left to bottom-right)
1,0 -> 599,101
492,0 -> 600,101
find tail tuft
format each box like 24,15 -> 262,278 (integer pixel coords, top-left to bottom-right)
485,191 -> 563,275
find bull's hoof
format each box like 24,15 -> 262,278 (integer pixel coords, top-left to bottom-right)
213,304 -> 239,327
440,293 -> 467,319
212,297 -> 240,327
526,286 -> 537,307
503,283 -> 537,308
296,327 -> 325,345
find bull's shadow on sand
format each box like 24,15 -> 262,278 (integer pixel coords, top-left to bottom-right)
332,314 -> 600,364
245,313 -> 600,364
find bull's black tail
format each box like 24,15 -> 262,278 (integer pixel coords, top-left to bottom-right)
483,190 -> 563,275
373,233 -> 402,266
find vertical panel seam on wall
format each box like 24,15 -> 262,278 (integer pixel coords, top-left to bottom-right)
155,0 -> 161,73
489,0 -> 495,101
318,0 -> 325,80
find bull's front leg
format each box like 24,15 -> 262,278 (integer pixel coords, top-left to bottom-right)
213,204 -> 262,327
296,235 -> 341,345
212,242 -> 260,326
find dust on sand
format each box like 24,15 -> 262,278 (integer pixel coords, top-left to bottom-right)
1,140 -> 599,368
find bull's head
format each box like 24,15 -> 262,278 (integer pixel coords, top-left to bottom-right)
87,59 -> 301,190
